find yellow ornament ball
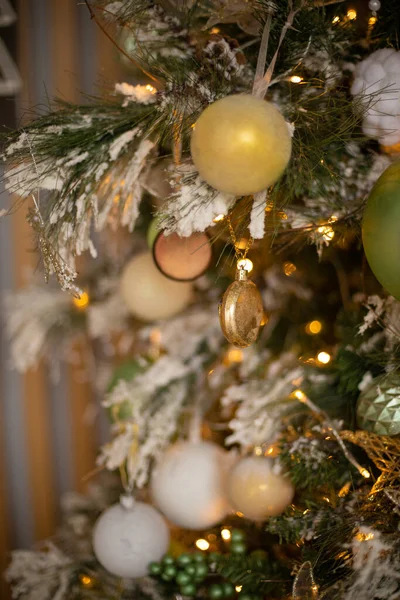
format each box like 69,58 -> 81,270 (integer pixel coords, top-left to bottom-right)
191,94 -> 292,196
120,252 -> 192,321
227,456 -> 294,521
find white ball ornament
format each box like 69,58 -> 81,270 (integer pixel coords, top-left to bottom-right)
227,455 -> 295,521
191,94 -> 292,196
151,441 -> 230,530
351,49 -> 400,147
92,495 -> 170,578
120,251 -> 192,321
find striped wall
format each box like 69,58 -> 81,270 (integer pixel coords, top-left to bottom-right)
0,1 -> 125,594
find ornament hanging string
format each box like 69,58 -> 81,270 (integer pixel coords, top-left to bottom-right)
226,213 -> 253,264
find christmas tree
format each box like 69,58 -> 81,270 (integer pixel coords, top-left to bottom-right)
3,0 -> 400,598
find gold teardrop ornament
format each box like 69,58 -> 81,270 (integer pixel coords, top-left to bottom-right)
219,262 -> 264,348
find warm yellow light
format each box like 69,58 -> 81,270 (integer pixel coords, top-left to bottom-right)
236,511 -> 244,517
290,75 -> 303,84
254,446 -> 263,456
338,482 -> 352,498
356,531 -> 374,542
80,574 -> 94,588
221,528 -> 231,541
347,8 -> 357,20
226,347 -> 244,364
237,258 -> 253,273
292,389 -> 307,402
213,213 -> 226,223
210,27 -> 220,34
73,291 -> 89,310
195,538 -> 210,551
332,15 -> 340,24
283,261 -> 297,276
368,15 -> 378,26
329,215 -> 338,223
317,225 -> 335,242
235,586 -> 243,593
317,351 -> 331,365
360,468 -> 370,479
145,84 -> 156,93
305,320 -> 322,335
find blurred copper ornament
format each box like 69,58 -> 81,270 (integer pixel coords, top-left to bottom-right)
153,231 -> 212,281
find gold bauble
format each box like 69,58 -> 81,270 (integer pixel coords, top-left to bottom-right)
219,267 -> 263,348
191,94 -> 292,196
120,252 -> 192,321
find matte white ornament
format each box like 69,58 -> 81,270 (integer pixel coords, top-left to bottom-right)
151,441 -> 230,529
227,455 -> 295,521
191,94 -> 292,196
93,495 -> 170,578
120,251 -> 192,321
351,49 -> 400,146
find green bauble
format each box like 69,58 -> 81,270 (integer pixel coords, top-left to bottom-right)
149,562 -> 163,576
177,571 -> 192,586
194,563 -> 208,580
181,583 -> 197,597
162,555 -> 176,566
230,541 -> 247,555
230,529 -> 246,543
162,565 -> 177,580
185,565 -> 197,576
106,360 -> 146,423
357,373 -> 400,436
177,553 -> 193,567
209,584 -> 224,599
222,583 -> 235,597
362,161 -> 400,300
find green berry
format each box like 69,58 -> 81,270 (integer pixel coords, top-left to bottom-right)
230,529 -> 246,543
181,583 -> 197,597
177,553 -> 193,567
230,541 -> 247,555
194,563 -> 209,579
185,565 -> 197,576
162,565 -> 177,580
149,562 -> 162,576
209,584 -> 224,599
177,571 -> 192,586
163,555 -> 175,566
222,583 -> 235,598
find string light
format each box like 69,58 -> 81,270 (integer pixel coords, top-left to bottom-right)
368,15 -> 378,26
79,574 -> 94,588
210,27 -> 220,34
292,389 -> 306,402
73,291 -> 89,310
338,482 -> 352,497
195,538 -> 210,551
332,15 -> 340,24
316,351 -> 331,365
290,75 -> 303,83
317,225 -> 335,242
225,347 -> 244,364
221,528 -> 231,541
254,446 -> 263,456
283,261 -> 297,276
360,468 -> 371,479
237,258 -> 253,273
355,531 -> 374,542
305,320 -> 322,335
145,84 -> 156,93
235,586 -> 243,593
213,213 -> 225,223
347,8 -> 357,20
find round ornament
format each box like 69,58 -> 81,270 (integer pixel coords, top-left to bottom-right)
362,161 -> 400,300
153,231 -> 212,281
190,94 -> 292,196
356,373 -> 400,436
219,266 -> 264,347
151,441 -> 230,530
227,456 -> 295,521
120,252 -> 192,321
351,49 -> 400,147
92,495 -> 170,578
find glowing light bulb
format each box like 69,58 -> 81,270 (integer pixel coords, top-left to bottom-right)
226,347 -> 243,364
290,75 -> 303,84
221,528 -> 231,541
235,586 -> 243,593
360,468 -> 370,479
283,262 -> 296,276
73,291 -> 89,310
145,84 -> 156,93
317,225 -> 335,241
195,538 -> 210,551
305,320 -> 322,335
210,27 -> 220,34
213,213 -> 225,223
292,389 -> 307,402
317,351 -> 331,365
80,574 -> 94,588
332,15 -> 340,23
254,446 -> 263,456
368,15 -> 377,26
237,258 -> 253,273
347,8 -> 357,20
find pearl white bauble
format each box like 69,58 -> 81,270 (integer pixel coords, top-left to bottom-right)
368,0 -> 381,11
92,497 -> 170,578
120,252 -> 192,321
351,49 -> 400,146
227,456 -> 295,521
191,94 -> 292,196
151,441 -> 230,529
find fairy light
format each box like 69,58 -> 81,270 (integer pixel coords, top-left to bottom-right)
283,261 -> 296,276
221,528 -> 231,541
236,511 -> 244,517
317,225 -> 335,242
338,482 -> 352,498
73,291 -> 89,310
237,258 -> 253,273
292,389 -> 306,402
195,539 -> 210,551
226,347 -> 243,364
368,15 -> 378,26
360,468 -> 371,479
80,574 -> 94,588
290,75 -> 303,84
317,351 -> 331,365
305,320 -> 322,335
254,446 -> 263,456
347,8 -> 357,20
210,27 -> 220,34
332,15 -> 340,23
213,213 -> 225,223
235,586 -> 243,593
145,84 -> 156,93
356,531 -> 374,542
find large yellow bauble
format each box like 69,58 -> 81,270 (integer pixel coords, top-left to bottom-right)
120,252 -> 193,321
191,94 -> 292,196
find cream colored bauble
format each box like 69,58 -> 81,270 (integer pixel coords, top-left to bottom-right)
191,94 -> 292,196
92,495 -> 170,578
227,456 -> 295,521
120,252 -> 192,321
151,441 -> 230,530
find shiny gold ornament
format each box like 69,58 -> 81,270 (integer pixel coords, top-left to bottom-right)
219,265 -> 263,348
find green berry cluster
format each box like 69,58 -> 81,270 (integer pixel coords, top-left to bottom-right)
149,552 -> 209,597
229,529 -> 248,555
